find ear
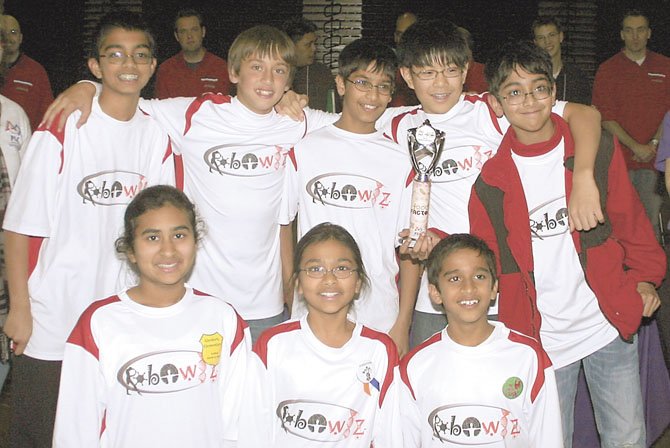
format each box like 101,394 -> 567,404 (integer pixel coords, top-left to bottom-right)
201,25 -> 206,39
335,74 -> 346,97
127,249 -> 137,265
174,31 -> 179,42
149,57 -> 157,76
399,66 -> 415,90
491,279 -> 499,300
461,61 -> 470,86
229,66 -> 239,84
487,93 -> 504,118
428,284 -> 443,306
354,277 -> 362,296
88,58 -> 103,80
558,31 -> 565,44
620,30 -> 625,42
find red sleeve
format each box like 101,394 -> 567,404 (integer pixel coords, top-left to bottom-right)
154,63 -> 170,99
591,64 -> 617,122
605,137 -> 666,285
468,184 -> 503,275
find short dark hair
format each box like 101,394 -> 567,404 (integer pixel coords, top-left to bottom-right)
115,185 -> 202,256
485,40 -> 554,98
292,222 -> 370,292
90,10 -> 156,59
281,17 -> 318,43
174,8 -> 204,30
621,9 -> 650,29
426,234 -> 497,292
531,16 -> 563,35
337,38 -> 397,83
397,18 -> 469,69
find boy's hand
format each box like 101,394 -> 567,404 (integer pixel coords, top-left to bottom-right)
275,90 -> 308,122
41,82 -> 97,131
569,172 -> 604,231
4,301 -> 32,355
398,228 -> 440,261
637,282 -> 661,317
388,320 -> 410,358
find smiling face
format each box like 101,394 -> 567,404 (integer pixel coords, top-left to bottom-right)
335,62 -> 393,134
229,53 -> 291,114
488,66 -> 556,145
429,247 -> 498,330
297,239 -> 362,319
533,24 -> 563,61
88,28 -> 156,99
400,61 -> 467,115
128,204 -> 197,299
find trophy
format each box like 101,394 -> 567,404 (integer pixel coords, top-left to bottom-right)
407,120 -> 445,247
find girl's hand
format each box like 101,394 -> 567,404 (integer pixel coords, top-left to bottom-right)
4,302 -> 32,355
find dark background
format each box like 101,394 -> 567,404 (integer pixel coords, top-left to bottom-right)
4,0 -> 670,96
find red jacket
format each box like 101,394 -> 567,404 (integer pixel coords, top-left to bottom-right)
469,114 -> 665,341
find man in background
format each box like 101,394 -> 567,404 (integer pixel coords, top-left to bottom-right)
154,8 -> 230,98
282,17 -> 337,112
0,14 -> 53,131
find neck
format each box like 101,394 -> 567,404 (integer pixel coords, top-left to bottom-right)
3,51 -> 19,66
182,48 -> 205,64
446,321 -> 495,347
127,283 -> 186,308
98,90 -> 140,121
334,116 -> 377,135
552,54 -> 562,74
306,312 -> 355,348
624,47 -> 646,61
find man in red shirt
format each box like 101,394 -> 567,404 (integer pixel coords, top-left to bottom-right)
154,8 -> 230,99
592,9 -> 670,237
0,14 -> 53,131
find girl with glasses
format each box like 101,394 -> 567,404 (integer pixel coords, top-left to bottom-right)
239,222 -> 402,448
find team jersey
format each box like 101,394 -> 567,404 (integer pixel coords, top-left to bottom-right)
138,95 -> 335,319
53,288 -> 250,448
239,316 -> 402,448
280,124 -> 412,331
400,321 -> 562,447
3,97 -> 176,360
511,136 -> 618,368
378,95 -> 566,315
0,94 -> 31,186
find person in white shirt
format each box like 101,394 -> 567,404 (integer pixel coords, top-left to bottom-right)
54,185 -> 250,447
239,223 -> 402,448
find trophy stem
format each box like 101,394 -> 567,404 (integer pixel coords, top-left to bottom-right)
408,179 -> 431,247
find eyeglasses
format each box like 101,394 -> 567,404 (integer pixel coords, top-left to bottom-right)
99,50 -> 153,65
299,266 -> 359,279
412,67 -> 462,80
501,85 -> 552,105
346,78 -> 394,96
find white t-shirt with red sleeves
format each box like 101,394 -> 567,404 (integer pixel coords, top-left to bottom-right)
377,95 -> 567,315
3,97 -> 176,360
400,321 -> 562,448
53,288 -> 251,448
280,124 -> 412,331
511,139 -> 618,369
239,316 -> 402,448
138,96 -> 336,320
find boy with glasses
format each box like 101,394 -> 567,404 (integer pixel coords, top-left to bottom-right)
469,41 -> 665,447
281,39 -> 415,351
2,11 -> 176,446
377,18 -> 603,351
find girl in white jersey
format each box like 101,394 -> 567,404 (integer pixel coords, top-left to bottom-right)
53,185 -> 250,447
239,223 -> 402,448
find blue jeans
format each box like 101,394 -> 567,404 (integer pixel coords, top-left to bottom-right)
555,336 -> 645,448
246,311 -> 286,343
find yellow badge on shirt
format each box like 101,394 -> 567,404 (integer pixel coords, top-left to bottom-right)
200,333 -> 223,366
